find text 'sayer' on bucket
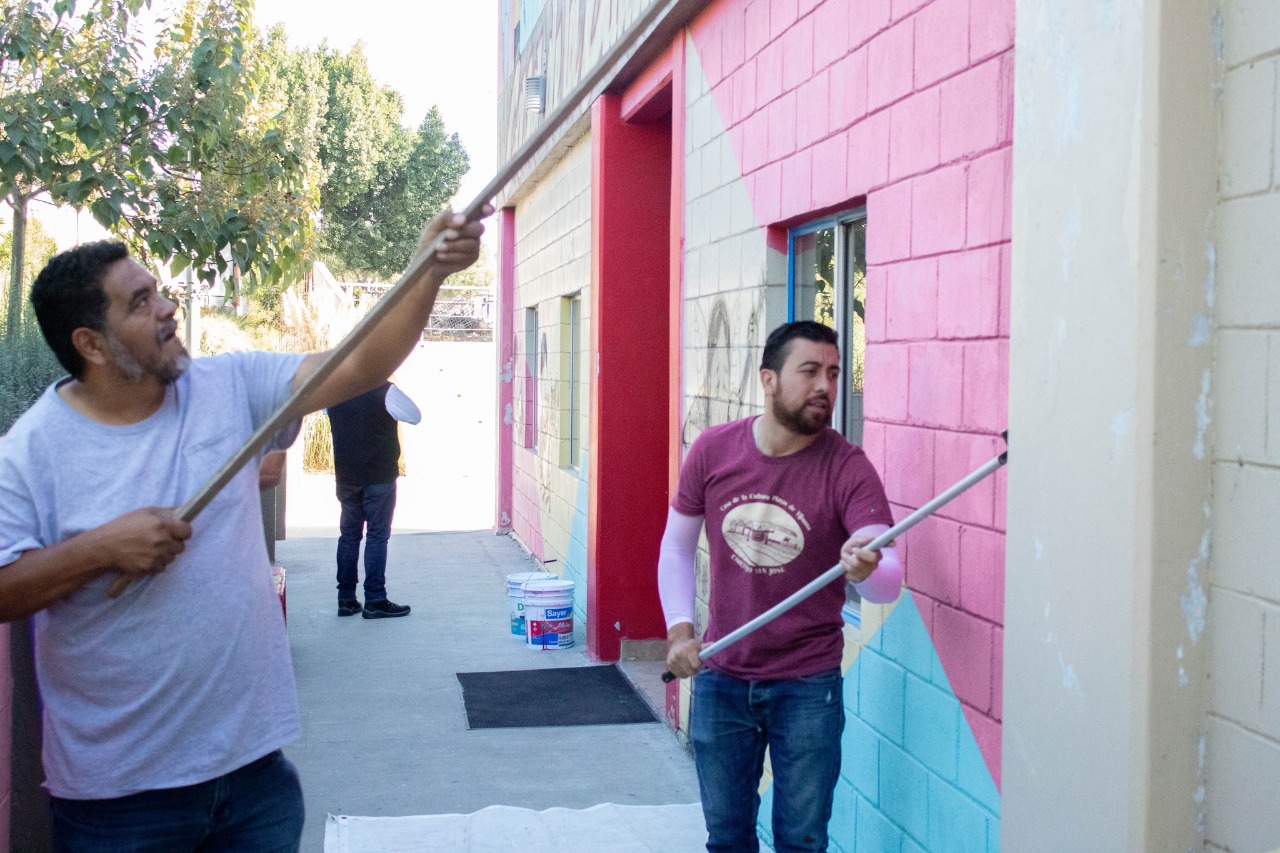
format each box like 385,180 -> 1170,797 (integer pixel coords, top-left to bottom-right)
523,579 -> 576,649
506,571 -> 558,637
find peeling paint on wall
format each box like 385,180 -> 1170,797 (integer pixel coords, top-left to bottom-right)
1187,314 -> 1212,347
1110,408 -> 1132,458
1193,369 -> 1212,460
1204,242 -> 1217,309
1059,652 -> 1080,692
1195,734 -> 1207,833
1181,531 -> 1211,645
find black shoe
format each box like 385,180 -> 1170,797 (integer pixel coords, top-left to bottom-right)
337,599 -> 363,617
362,599 -> 411,619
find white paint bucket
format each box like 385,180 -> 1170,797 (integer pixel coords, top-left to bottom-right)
507,571 -> 558,637
524,579 -> 576,649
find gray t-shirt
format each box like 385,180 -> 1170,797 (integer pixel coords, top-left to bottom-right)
0,351 -> 306,799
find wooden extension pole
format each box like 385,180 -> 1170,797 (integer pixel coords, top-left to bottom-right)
106,0 -> 683,598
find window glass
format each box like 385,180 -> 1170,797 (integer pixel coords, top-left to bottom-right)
790,211 -> 869,620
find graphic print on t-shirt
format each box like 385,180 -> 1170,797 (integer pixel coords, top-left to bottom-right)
721,498 -> 807,574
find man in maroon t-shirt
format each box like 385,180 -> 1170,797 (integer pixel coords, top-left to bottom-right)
659,321 -> 903,853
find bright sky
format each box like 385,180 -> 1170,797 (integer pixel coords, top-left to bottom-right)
251,0 -> 499,210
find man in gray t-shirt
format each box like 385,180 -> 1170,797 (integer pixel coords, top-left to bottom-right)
0,208 -> 486,852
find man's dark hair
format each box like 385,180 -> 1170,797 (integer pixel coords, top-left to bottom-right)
760,321 -> 838,373
30,241 -> 129,379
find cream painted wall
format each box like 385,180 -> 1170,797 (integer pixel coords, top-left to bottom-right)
1006,0 -> 1218,849
1205,3 -> 1280,851
511,134 -> 593,569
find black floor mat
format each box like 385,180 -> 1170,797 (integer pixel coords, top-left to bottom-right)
456,665 -> 659,729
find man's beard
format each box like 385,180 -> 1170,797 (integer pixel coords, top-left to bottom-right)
770,393 -> 831,436
105,332 -> 191,385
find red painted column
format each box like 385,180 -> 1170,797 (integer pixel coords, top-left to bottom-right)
587,94 -> 672,661
495,207 -> 516,532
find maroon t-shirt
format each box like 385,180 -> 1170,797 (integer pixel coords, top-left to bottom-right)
674,418 -> 893,679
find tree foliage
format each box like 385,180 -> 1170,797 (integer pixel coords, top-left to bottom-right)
124,0 -> 315,289
0,0 -> 313,333
314,45 -> 469,283
0,2 -> 471,338
0,214 -> 62,430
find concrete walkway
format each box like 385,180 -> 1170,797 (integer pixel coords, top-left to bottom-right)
279,528 -> 700,852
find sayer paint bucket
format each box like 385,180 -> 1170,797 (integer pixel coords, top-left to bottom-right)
524,579 -> 576,649
506,571 -> 558,637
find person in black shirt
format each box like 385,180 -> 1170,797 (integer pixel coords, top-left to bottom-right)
326,381 -> 421,618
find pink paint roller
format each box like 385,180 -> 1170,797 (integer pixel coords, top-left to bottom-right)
661,433 -> 1008,683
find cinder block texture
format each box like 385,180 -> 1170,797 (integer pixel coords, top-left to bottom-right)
1213,462 -> 1280,602
1220,59 -> 1276,198
1206,716 -> 1280,853
1217,193 -> 1280,328
1222,0 -> 1280,67
1208,588 -> 1267,733
1213,331 -> 1269,463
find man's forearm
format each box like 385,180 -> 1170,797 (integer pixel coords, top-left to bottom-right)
0,534 -> 113,622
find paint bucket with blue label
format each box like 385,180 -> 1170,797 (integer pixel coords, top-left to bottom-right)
507,571 -> 558,637
524,579 -> 576,649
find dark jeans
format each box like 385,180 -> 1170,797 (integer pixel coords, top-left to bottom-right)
49,750 -> 304,853
336,480 -> 396,602
690,667 -> 845,853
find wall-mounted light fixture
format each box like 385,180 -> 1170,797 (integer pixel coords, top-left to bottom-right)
525,76 -> 545,114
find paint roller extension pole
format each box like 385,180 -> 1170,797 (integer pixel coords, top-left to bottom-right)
104,0 -> 687,599
661,439 -> 1008,683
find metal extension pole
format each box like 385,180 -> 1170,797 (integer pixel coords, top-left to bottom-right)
662,442 -> 1008,682
106,0 -> 691,599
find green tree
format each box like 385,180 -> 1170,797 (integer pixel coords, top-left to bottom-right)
0,210 -> 57,323
117,0 -> 315,290
0,0 -> 314,335
236,25 -> 328,311
316,44 -> 469,282
0,0 -> 155,334
0,213 -> 62,430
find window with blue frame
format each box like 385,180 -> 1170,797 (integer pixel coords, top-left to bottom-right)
789,210 -> 869,624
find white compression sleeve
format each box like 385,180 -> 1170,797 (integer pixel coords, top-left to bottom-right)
850,523 -> 904,604
657,507 -> 703,630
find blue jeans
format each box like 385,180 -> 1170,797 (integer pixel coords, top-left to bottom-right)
336,480 -> 396,602
691,668 -> 844,853
49,750 -> 304,853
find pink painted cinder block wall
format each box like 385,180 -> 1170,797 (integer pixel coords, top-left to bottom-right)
1,623 -> 11,853
691,0 -> 1013,784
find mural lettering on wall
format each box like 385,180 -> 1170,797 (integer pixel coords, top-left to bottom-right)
511,330 -> 525,438
536,330 -> 560,512
682,292 -> 767,449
